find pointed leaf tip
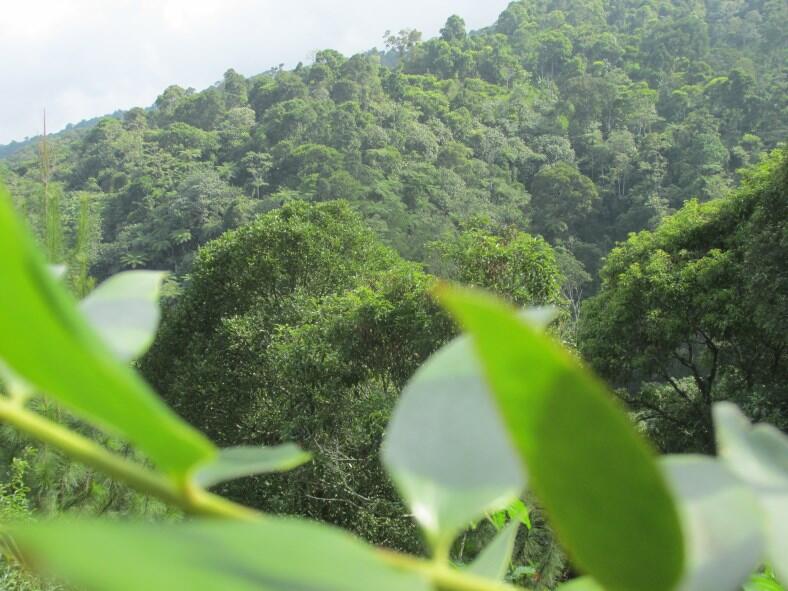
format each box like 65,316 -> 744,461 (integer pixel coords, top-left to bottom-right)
194,444 -> 311,488
81,270 -> 167,362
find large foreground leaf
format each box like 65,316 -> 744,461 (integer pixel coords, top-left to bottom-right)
662,455 -> 765,591
0,185 -> 214,475
80,270 -> 167,362
11,518 -> 430,591
713,403 -> 788,585
439,287 -> 684,591
382,336 -> 525,550
468,519 -> 520,580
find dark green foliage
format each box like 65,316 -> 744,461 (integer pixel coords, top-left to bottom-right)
530,163 -> 598,243
142,200 -> 449,549
431,219 -> 564,307
142,201 -> 400,436
579,150 -> 788,452
0,458 -> 47,591
142,201 -> 564,552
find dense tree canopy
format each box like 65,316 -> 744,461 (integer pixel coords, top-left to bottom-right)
431,218 -> 564,307
141,200 -> 565,565
579,149 -> 787,452
2,0 -> 783,284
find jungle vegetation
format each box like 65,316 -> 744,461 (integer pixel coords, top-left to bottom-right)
0,0 -> 785,588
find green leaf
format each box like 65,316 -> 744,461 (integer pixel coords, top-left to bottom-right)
11,518 -> 430,591
713,403 -> 788,585
507,498 -> 531,529
487,499 -> 531,532
488,509 -> 507,530
714,403 -> 788,480
0,184 -> 214,476
661,455 -> 765,591
468,519 -> 520,580
80,271 -> 167,362
0,361 -> 34,401
518,306 -> 559,327
438,286 -> 684,591
744,571 -> 785,591
381,335 -> 525,550
194,444 -> 311,488
49,264 -> 67,280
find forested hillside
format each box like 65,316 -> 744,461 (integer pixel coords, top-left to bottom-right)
2,0 -> 785,286
0,0 -> 786,589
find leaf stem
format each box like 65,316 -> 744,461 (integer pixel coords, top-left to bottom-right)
377,548 -> 518,591
0,399 -> 519,591
0,399 -> 259,521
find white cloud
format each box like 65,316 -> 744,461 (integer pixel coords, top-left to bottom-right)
0,0 -> 509,144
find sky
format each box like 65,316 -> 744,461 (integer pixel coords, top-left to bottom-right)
0,0 -> 511,145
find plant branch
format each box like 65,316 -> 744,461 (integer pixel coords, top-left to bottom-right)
377,548 -> 518,591
659,368 -> 693,404
0,399 -> 520,591
626,397 -> 686,427
0,398 -> 259,522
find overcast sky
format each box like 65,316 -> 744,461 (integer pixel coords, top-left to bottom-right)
0,0 -> 510,144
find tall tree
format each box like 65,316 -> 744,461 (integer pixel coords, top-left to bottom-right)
579,150 -> 788,452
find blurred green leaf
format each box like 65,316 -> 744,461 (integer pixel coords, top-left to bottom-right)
506,498 -> 531,530
194,444 -> 311,488
11,518 -> 430,591
487,499 -> 531,532
49,264 -> 67,280
714,403 -> 788,481
81,271 -> 167,362
0,361 -> 33,401
744,570 -> 785,591
488,509 -> 507,530
381,336 -> 525,550
661,455 -> 765,591
468,519 -> 520,580
438,286 -> 684,591
518,306 -> 559,327
714,403 -> 788,585
0,184 -> 214,476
